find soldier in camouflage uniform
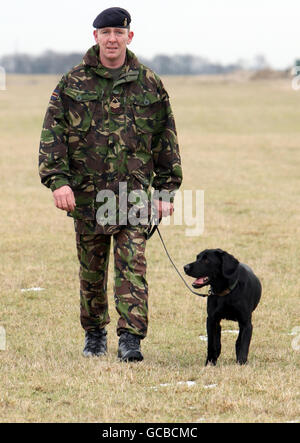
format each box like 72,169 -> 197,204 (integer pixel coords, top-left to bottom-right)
39,7 -> 182,361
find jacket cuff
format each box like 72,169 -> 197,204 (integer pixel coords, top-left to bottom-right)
49,176 -> 70,192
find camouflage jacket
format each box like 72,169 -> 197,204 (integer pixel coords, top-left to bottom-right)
39,45 -> 182,233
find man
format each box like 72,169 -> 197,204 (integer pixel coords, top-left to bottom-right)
39,7 -> 182,362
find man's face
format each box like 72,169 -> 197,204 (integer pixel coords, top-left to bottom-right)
94,27 -> 134,67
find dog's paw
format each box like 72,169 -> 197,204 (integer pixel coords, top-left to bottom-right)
205,358 -> 217,366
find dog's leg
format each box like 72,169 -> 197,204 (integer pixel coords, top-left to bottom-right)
236,320 -> 253,364
215,323 -> 221,359
206,317 -> 221,365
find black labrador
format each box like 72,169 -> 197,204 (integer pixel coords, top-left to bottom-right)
184,249 -> 261,365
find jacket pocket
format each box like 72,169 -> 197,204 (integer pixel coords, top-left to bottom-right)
64,87 -> 98,133
131,93 -> 162,134
126,93 -> 162,154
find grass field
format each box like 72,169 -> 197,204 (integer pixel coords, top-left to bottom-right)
0,74 -> 299,423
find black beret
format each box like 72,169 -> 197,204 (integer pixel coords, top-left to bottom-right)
93,7 -> 131,29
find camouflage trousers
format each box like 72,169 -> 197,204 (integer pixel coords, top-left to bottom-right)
75,224 -> 148,338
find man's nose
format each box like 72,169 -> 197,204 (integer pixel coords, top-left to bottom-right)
108,32 -> 117,41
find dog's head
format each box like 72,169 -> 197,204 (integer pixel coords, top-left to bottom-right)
184,249 -> 239,288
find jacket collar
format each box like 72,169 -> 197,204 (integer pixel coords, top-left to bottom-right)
83,45 -> 140,82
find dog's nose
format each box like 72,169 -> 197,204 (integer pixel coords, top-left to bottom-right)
184,264 -> 190,273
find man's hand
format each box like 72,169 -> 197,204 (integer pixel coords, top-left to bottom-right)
52,185 -> 76,212
153,199 -> 174,219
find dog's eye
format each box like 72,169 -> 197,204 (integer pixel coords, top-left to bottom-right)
203,258 -> 210,264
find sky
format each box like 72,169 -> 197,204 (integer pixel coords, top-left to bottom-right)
0,0 -> 299,69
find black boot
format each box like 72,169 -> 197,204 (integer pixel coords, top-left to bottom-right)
82,328 -> 107,357
118,332 -> 143,362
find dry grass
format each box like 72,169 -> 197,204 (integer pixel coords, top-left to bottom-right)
0,74 -> 299,423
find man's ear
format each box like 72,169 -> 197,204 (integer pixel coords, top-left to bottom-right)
127,31 -> 134,45
221,252 -> 239,285
93,29 -> 99,44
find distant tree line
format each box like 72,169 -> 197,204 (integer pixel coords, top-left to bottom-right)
140,54 -> 240,75
0,51 -> 271,75
0,51 -> 83,75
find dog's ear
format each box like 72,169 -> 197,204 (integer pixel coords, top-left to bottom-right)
221,252 -> 239,284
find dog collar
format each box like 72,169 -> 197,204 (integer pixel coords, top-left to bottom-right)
209,278 -> 239,297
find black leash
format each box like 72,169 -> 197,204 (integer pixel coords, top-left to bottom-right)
156,226 -> 209,298
145,219 -> 160,240
145,218 -> 208,298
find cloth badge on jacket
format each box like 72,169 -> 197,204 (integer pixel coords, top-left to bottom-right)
51,88 -> 59,101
